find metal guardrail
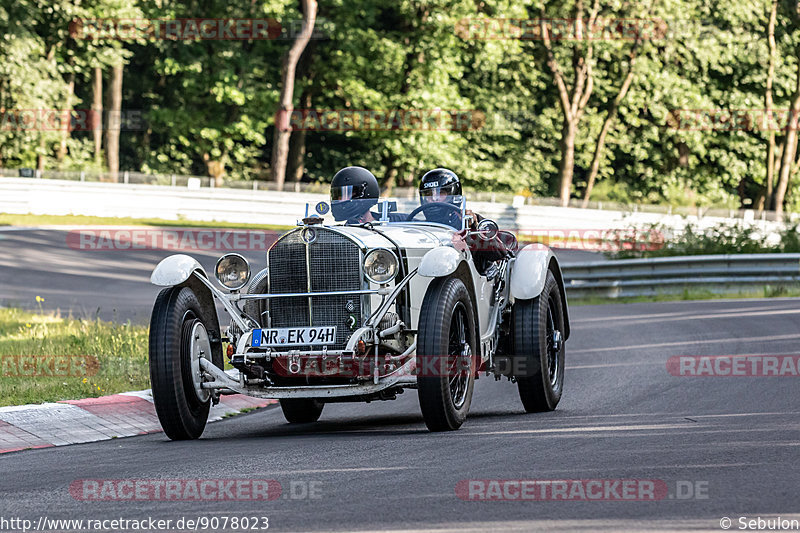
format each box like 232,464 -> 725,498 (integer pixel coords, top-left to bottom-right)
562,254 -> 800,298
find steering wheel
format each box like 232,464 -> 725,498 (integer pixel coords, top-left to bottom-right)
406,202 -> 463,222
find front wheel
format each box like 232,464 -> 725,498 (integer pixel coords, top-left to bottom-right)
513,270 -> 566,412
417,276 -> 477,431
149,286 -> 214,440
279,399 -> 324,423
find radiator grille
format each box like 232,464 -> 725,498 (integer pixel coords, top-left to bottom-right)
267,228 -> 363,349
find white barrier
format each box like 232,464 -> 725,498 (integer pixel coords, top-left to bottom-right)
0,177 -> 788,237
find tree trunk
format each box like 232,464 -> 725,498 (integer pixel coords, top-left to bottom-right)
287,90 -> 312,184
581,58 -> 639,208
105,63 -> 123,182
92,66 -> 103,165
773,59 -> 800,218
203,153 -> 227,187
558,119 -> 578,206
56,70 -> 75,162
270,0 -> 317,190
37,137 -> 46,172
580,112 -> 614,208
765,0 -> 778,211
382,153 -> 398,196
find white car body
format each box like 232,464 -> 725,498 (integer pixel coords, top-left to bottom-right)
149,200 -> 570,403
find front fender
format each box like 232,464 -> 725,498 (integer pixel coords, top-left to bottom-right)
418,246 -> 463,277
151,254 -> 207,286
150,254 -> 224,372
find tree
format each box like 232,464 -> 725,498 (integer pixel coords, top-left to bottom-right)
104,62 -> 122,180
92,65 -> 102,165
763,0 -> 778,210
271,0 -> 317,189
581,3 -> 654,207
537,0 -> 600,206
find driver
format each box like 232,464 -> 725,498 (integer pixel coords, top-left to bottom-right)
418,168 -> 481,229
330,166 -> 380,224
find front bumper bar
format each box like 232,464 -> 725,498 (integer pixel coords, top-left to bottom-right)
199,357 -> 417,399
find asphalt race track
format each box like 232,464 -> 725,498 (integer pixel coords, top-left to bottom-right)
1,297 -> 798,531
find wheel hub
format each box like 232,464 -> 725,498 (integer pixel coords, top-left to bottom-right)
189,321 -> 212,403
552,330 -> 563,353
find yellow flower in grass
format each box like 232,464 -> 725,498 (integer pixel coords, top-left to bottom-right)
25,323 -> 32,328
35,296 -> 45,303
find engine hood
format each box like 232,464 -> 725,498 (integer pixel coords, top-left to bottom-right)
317,223 -> 456,251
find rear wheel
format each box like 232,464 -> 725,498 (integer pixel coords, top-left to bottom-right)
514,270 -> 566,412
417,277 -> 477,431
149,286 -> 213,440
279,399 -> 324,423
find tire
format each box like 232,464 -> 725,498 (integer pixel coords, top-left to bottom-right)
149,286 -> 213,440
279,399 -> 324,424
417,276 -> 477,431
514,270 -> 566,413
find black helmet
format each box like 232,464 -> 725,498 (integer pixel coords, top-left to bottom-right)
330,166 -> 380,222
419,168 -> 462,205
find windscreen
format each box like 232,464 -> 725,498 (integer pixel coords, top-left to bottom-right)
376,195 -> 466,230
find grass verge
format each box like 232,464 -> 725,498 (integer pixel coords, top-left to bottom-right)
0,212 -> 291,230
570,285 -> 800,305
0,307 -> 149,407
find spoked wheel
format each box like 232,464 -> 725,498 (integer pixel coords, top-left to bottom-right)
514,270 -> 566,413
448,302 -> 472,410
417,276 -> 477,432
149,286 -> 215,440
279,399 -> 325,424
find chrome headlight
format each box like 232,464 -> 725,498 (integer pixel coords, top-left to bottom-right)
215,253 -> 250,290
364,248 -> 399,284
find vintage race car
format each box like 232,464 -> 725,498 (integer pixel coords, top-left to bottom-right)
147,197 -> 570,439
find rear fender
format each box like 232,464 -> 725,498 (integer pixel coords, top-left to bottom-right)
510,245 -> 570,340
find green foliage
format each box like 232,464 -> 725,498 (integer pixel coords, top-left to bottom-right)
3,0 -> 800,210
611,220 -> 800,258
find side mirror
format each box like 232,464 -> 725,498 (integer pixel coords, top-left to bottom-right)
477,219 -> 499,240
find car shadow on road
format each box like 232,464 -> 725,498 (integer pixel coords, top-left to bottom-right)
185,405 -> 551,445
199,410 -> 431,441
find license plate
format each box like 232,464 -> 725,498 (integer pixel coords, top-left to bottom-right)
252,327 -> 337,347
